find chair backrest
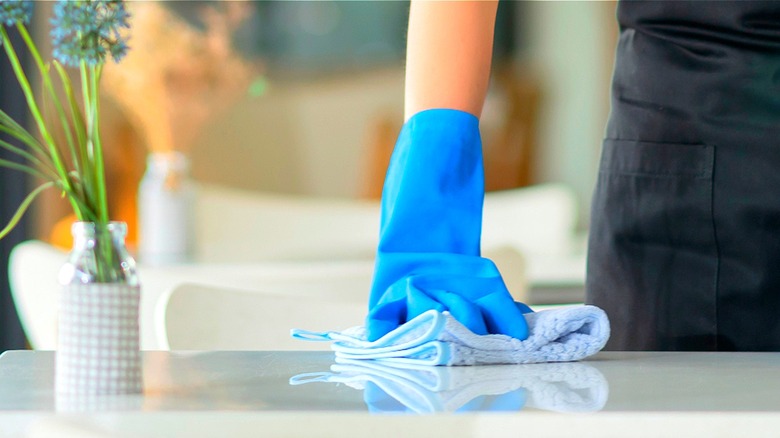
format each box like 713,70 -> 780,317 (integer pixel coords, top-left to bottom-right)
194,185 -> 381,263
9,184 -> 573,351
8,241 -> 65,350
482,183 -> 577,257
161,283 -> 368,351
8,239 -> 376,351
196,182 -> 578,263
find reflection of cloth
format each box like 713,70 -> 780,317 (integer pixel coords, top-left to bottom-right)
289,359 -> 608,414
292,306 -> 609,366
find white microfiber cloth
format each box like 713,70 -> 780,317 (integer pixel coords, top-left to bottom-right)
289,358 -> 608,413
291,305 -> 610,366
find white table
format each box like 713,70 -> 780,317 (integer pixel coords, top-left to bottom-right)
1,351 -> 780,437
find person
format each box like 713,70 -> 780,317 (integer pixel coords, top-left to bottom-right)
365,1 -> 531,343
367,1 -> 780,352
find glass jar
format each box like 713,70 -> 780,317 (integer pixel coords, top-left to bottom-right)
59,221 -> 139,285
56,221 -> 143,398
138,151 -> 195,265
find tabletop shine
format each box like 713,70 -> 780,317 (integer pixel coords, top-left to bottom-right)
1,350 -> 780,414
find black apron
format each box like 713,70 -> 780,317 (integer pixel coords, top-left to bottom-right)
587,1 -> 780,351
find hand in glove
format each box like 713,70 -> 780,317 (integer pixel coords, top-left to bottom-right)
366,109 -> 531,342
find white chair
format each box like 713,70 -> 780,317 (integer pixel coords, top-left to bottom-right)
9,182 -> 577,350
8,241 -> 64,350
160,283 -> 368,351
9,241 -> 376,350
159,286 -> 584,352
194,182 -> 578,262
9,243 -> 525,351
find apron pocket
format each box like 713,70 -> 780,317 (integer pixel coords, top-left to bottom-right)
587,139 -> 718,350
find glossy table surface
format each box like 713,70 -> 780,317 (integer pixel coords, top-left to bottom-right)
1,350 -> 780,437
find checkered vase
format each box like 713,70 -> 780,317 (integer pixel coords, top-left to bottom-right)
55,283 -> 142,396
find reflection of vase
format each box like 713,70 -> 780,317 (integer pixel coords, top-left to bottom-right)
56,222 -> 142,396
138,152 -> 195,265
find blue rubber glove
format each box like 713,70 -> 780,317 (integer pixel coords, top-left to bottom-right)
366,109 -> 531,342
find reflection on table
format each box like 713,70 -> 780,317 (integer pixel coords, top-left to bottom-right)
290,359 -> 608,413
3,351 -> 780,437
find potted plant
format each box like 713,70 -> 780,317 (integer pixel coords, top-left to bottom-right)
0,0 -> 140,398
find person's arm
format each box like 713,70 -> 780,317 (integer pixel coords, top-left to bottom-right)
367,1 -> 530,342
404,0 -> 499,120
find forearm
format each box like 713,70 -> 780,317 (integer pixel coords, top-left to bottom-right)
404,0 -> 499,120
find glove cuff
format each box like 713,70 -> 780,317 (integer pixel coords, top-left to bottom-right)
378,108 -> 484,255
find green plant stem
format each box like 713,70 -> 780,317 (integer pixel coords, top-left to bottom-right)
94,224 -> 113,282
0,109 -> 55,169
90,64 -> 109,224
0,27 -> 83,221
53,62 -> 87,162
16,23 -> 80,177
0,157 -> 52,181
0,181 -> 54,240
0,28 -> 68,179
59,182 -> 96,223
0,126 -> 57,174
79,61 -> 97,218
73,61 -> 112,281
0,125 -> 55,172
51,62 -> 89,208
87,63 -> 112,282
0,138 -> 59,180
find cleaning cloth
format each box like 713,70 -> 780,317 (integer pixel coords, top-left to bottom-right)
292,304 -> 610,366
289,356 -> 608,413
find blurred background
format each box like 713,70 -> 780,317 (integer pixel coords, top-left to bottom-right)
1,1 -> 618,352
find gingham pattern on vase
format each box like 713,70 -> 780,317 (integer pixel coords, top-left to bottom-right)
56,391 -> 144,412
56,283 -> 143,396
